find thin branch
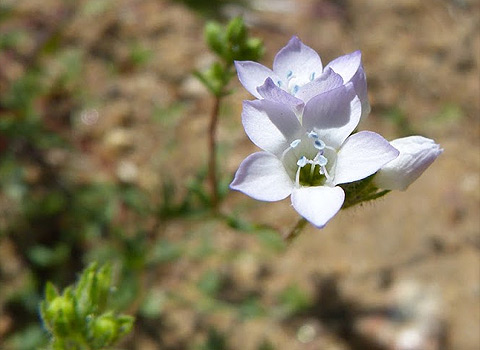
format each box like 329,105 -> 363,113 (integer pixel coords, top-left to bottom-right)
284,217 -> 308,243
208,94 -> 221,211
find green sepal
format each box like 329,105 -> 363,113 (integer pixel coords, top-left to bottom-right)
340,174 -> 391,209
74,263 -> 97,317
116,315 -> 135,337
43,288 -> 76,337
95,263 -> 113,311
45,281 -> 59,303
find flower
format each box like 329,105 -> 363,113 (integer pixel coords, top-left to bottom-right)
373,136 -> 443,191
235,36 -> 370,118
230,83 -> 399,228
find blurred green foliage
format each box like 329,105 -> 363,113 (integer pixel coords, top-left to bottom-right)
198,328 -> 230,350
277,284 -> 313,318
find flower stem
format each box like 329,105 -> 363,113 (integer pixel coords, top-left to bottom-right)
208,94 -> 221,211
284,217 -> 308,243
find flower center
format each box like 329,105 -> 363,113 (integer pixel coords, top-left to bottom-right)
282,131 -> 335,187
277,70 -> 317,96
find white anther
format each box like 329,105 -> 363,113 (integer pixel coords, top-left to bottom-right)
314,139 -> 326,150
316,155 -> 328,166
297,156 -> 308,167
290,139 -> 301,148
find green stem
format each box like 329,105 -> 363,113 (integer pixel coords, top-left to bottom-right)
208,94 -> 221,211
284,217 -> 308,243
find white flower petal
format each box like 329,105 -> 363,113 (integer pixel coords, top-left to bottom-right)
242,99 -> 303,156
235,61 -> 277,99
326,51 -> 370,120
257,77 -> 304,114
296,68 -> 344,103
302,83 -> 362,149
374,136 -> 443,191
325,50 -> 362,83
333,131 -> 400,185
230,152 -> 293,201
273,36 -> 323,85
291,186 -> 345,228
350,65 -> 370,120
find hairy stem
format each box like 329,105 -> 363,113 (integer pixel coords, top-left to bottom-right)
284,217 -> 308,243
208,95 -> 221,210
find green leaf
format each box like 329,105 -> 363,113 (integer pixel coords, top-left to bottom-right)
226,17 -> 247,47
205,21 -> 225,57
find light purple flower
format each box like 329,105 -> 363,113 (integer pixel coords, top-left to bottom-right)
235,36 -> 370,118
374,136 -> 443,191
230,84 -> 399,228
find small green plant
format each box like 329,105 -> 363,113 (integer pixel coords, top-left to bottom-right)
40,263 -> 134,350
194,17 -> 264,209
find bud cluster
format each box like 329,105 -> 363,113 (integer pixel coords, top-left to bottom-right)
40,263 -> 134,350
194,17 -> 264,97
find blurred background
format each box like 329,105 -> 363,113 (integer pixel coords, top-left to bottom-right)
0,0 -> 479,349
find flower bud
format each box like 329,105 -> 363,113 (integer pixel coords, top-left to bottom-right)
43,294 -> 76,336
373,136 -> 443,191
89,313 -> 118,347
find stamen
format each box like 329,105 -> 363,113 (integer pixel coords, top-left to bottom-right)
322,165 -> 332,182
309,161 -> 316,178
287,70 -> 293,79
310,72 -> 315,81
316,154 -> 328,166
314,139 -> 325,150
292,85 -> 299,95
295,166 -> 302,187
281,139 -> 302,161
297,156 -> 308,167
284,134 -> 334,187
290,139 -> 301,148
324,144 -> 336,152
277,80 -> 282,87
